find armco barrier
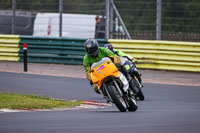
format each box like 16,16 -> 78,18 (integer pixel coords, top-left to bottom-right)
1,34 -> 199,72
109,39 -> 200,72
0,35 -> 20,61
20,36 -> 108,65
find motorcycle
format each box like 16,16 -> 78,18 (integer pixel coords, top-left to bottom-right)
119,56 -> 145,101
90,57 -> 138,112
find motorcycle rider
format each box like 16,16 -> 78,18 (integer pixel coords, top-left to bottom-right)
83,39 -> 122,94
104,43 -> 142,84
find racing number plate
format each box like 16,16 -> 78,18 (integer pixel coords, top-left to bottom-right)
96,65 -> 105,74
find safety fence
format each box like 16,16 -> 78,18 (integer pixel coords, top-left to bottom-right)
0,35 -> 20,61
109,39 -> 200,72
1,34 -> 200,72
1,1 -> 200,42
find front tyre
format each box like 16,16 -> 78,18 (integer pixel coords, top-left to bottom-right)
131,78 -> 145,101
127,97 -> 138,111
107,85 -> 127,112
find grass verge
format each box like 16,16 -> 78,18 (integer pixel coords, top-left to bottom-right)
0,93 -> 84,110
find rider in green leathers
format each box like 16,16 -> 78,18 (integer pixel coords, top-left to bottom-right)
83,39 -> 121,93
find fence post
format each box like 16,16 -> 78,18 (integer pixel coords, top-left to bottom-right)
12,0 -> 16,34
105,0 -> 110,39
110,0 -> 114,39
156,0 -> 162,40
59,0 -> 63,37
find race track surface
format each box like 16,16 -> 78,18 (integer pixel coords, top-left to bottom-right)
0,72 -> 200,133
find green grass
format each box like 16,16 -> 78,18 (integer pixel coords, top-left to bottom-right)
0,93 -> 84,110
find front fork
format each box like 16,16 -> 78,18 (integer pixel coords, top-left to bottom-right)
100,81 -> 130,108
112,80 -> 130,108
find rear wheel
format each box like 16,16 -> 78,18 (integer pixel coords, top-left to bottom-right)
107,85 -> 127,112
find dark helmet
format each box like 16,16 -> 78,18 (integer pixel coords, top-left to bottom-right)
84,38 -> 99,57
104,44 -> 114,52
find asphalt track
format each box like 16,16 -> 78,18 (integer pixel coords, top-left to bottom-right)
0,72 -> 200,133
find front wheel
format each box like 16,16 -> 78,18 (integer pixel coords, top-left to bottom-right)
130,78 -> 145,101
127,97 -> 138,111
107,85 -> 127,112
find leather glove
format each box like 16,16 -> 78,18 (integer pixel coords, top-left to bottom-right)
132,58 -> 138,64
86,72 -> 92,81
113,55 -> 121,64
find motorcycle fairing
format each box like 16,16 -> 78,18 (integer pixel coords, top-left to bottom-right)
91,57 -> 120,87
118,73 -> 129,92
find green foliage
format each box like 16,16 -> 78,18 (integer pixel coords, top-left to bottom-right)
162,0 -> 200,33
115,0 -> 156,32
114,0 -> 200,33
0,0 -> 12,9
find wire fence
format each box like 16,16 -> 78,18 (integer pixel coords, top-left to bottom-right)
0,0 -> 199,41
115,0 -> 200,41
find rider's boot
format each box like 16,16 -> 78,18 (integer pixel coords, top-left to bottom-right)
94,84 -> 100,94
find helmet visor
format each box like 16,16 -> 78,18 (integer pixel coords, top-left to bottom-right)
86,43 -> 98,57
88,48 -> 98,57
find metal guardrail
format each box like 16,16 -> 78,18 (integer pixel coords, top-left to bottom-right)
0,35 -> 20,61
1,35 -> 200,72
19,36 -> 108,65
109,39 -> 200,72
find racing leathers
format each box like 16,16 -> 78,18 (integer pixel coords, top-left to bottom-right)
83,47 -> 121,92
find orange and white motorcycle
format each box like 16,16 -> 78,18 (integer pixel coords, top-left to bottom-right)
90,57 -> 138,112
